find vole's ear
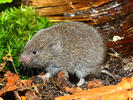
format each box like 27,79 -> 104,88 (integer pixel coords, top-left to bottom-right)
50,38 -> 62,52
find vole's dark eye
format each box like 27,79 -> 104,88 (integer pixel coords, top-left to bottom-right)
33,50 -> 37,54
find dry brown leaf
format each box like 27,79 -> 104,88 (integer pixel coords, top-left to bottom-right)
24,36 -> 27,40
0,53 -> 17,73
0,72 -> 19,95
65,87 -> 82,93
56,70 -> 69,90
0,72 -> 33,96
0,97 -> 4,100
88,78 -> 103,89
55,76 -> 133,100
0,53 -> 11,72
57,70 -> 69,79
0,62 -> 6,71
21,96 -> 26,100
3,53 -> 13,62
25,90 -> 40,100
20,80 -> 32,87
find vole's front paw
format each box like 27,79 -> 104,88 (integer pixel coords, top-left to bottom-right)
38,73 -> 51,82
77,78 -> 85,86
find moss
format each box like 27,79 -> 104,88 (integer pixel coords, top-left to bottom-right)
0,5 -> 53,74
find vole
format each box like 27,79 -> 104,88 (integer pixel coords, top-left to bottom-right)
19,22 -> 107,86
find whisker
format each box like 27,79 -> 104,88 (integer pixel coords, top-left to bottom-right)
31,68 -> 33,75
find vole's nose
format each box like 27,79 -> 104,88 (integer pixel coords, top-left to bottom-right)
19,55 -> 31,65
19,57 -> 25,65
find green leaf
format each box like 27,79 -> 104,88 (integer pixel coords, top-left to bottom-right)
0,0 -> 12,3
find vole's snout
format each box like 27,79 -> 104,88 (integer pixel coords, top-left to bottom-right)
19,54 -> 31,65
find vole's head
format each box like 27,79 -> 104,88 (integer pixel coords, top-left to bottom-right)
19,29 -> 63,68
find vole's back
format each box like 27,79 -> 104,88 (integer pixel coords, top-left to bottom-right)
50,22 -> 106,67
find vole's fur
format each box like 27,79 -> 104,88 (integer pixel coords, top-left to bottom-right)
20,22 -> 107,86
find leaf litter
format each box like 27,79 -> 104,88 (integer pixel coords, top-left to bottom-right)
0,55 -> 133,100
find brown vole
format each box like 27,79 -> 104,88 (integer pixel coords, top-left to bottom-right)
19,22 -> 107,86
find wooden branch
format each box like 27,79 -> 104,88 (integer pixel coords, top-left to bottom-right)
37,5 -> 72,16
24,0 -> 133,56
